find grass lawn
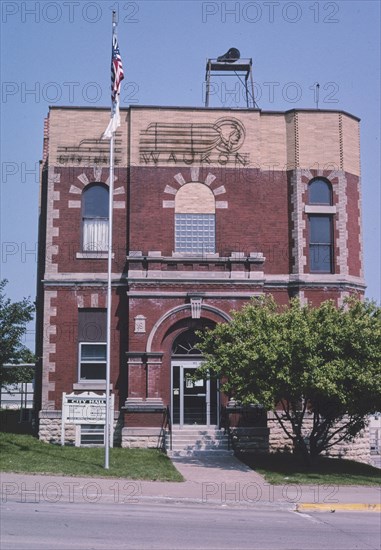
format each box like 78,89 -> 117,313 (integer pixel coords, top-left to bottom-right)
237,452 -> 381,486
0,433 -> 183,481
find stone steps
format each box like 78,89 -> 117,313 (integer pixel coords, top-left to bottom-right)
166,426 -> 233,457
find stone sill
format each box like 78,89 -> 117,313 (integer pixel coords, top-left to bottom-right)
73,383 -> 113,391
76,252 -> 115,259
122,428 -> 162,436
304,205 -> 336,214
126,254 -> 265,264
123,406 -> 165,413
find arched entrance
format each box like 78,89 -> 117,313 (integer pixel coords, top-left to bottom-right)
171,329 -> 218,426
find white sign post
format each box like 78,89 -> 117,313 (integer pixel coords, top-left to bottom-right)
61,392 -> 114,446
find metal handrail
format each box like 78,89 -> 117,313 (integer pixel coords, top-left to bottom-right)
159,405 -> 172,452
220,405 -> 233,451
166,405 -> 172,451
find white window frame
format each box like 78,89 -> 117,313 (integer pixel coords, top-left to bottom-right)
81,184 -> 109,252
78,342 -> 107,382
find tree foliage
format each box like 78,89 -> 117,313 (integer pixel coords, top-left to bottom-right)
197,296 -> 381,462
0,280 -> 35,388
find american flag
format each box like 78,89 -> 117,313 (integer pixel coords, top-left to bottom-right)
111,33 -> 124,102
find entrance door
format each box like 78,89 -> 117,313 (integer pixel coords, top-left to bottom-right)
171,360 -> 218,426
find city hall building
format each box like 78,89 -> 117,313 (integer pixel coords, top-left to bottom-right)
35,104 -> 367,456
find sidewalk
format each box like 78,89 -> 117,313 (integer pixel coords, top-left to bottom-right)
1,455 -> 380,512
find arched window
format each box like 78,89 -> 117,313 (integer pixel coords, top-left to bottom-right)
82,183 -> 109,252
172,329 -> 203,355
308,178 -> 332,205
174,183 -> 215,254
307,179 -> 334,273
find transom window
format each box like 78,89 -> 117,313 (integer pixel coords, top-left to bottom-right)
172,329 -> 203,355
82,183 -> 109,252
175,213 -> 215,254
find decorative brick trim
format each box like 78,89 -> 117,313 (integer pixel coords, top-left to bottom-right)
45,167 -> 60,276
339,113 -> 344,171
290,169 -> 306,274
213,185 -> 226,196
337,291 -> 350,308
42,117 -> 49,164
77,173 -> 89,186
174,173 -> 186,186
190,166 -> 200,181
335,172 -> 349,276
294,112 -> 299,167
205,173 -> 216,186
75,291 -> 106,309
298,290 -> 307,305
357,159 -> 364,278
41,290 -> 57,408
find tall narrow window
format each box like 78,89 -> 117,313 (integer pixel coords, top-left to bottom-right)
82,183 -> 109,252
78,309 -> 106,381
307,178 -> 334,273
309,215 -> 333,273
174,182 -> 215,254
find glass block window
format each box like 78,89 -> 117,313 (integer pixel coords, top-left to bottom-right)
175,213 -> 215,254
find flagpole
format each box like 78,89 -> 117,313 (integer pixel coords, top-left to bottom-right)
104,10 -> 117,470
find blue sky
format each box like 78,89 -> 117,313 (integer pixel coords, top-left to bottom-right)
1,0 -> 380,350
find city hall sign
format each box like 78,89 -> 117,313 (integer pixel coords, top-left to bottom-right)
139,118 -> 249,166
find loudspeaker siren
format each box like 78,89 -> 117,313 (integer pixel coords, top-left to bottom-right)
216,48 -> 241,63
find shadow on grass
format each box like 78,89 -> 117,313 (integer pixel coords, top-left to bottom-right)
1,433 -> 103,469
236,451 -> 381,485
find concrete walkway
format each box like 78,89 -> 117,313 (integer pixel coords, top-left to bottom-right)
1,454 -> 380,512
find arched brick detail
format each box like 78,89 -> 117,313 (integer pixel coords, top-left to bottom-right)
146,304 -> 231,353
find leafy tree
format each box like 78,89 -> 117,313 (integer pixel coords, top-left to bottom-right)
0,280 -> 35,389
197,296 -> 381,463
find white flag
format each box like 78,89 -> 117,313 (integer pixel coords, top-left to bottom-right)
102,97 -> 121,140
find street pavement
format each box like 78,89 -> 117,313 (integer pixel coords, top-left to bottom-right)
1,454 -> 380,512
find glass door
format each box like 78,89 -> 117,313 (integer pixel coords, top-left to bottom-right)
183,367 -> 207,424
171,361 -> 218,426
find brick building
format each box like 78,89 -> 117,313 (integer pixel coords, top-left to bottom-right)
35,105 -> 365,452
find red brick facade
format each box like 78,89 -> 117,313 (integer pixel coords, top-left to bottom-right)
35,106 -> 365,445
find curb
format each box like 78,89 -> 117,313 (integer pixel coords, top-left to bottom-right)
136,495 -> 295,511
296,503 -> 381,512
